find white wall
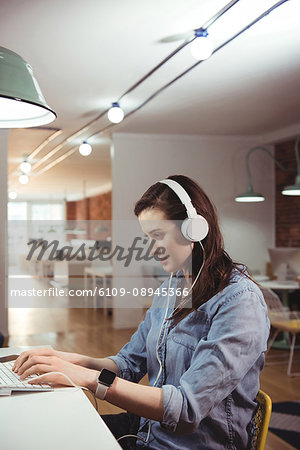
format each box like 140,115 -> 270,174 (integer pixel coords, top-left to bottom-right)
0,130 -> 8,337
111,132 -> 275,328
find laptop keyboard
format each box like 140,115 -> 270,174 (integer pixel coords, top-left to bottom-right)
0,360 -> 53,392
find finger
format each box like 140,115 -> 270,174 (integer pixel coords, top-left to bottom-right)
14,349 -> 53,373
28,372 -> 72,387
18,355 -> 57,377
19,355 -> 62,380
20,363 -> 52,381
12,350 -> 32,372
13,351 -> 35,372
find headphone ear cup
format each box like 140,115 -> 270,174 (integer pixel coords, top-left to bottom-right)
181,216 -> 209,242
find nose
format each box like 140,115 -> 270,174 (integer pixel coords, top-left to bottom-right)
148,239 -> 158,257
153,244 -> 168,261
148,238 -> 167,259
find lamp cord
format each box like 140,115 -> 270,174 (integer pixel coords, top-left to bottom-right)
245,145 -> 295,190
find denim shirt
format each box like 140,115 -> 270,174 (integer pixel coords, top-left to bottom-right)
108,268 -> 270,449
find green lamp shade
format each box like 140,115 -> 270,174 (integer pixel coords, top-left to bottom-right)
235,193 -> 265,202
0,46 -> 56,128
282,176 -> 300,196
235,185 -> 265,202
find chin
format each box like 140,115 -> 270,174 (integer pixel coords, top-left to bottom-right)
160,260 -> 171,272
162,260 -> 180,274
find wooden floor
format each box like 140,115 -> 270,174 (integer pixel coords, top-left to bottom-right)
5,307 -> 300,449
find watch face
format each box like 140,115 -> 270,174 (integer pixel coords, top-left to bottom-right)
98,368 -> 116,385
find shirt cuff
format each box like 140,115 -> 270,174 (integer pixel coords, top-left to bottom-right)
161,384 -> 183,432
106,355 -> 133,381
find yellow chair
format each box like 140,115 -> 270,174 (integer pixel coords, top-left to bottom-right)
253,389 -> 272,450
261,287 -> 300,376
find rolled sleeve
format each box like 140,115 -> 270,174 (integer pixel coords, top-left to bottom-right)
106,355 -> 133,380
161,384 -> 183,432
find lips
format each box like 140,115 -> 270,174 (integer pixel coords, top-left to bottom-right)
160,257 -> 169,265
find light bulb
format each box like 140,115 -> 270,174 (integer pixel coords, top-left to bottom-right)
190,36 -> 213,60
8,191 -> 17,200
20,160 -> 31,173
19,173 -> 29,184
107,102 -> 124,123
79,141 -> 92,156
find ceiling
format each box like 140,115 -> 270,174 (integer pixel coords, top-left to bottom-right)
1,0 -> 300,200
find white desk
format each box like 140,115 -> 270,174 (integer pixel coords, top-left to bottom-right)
259,280 -> 299,306
259,280 -> 299,350
259,280 -> 298,290
0,347 -> 120,450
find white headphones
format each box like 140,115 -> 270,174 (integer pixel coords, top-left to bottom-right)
159,178 -> 209,242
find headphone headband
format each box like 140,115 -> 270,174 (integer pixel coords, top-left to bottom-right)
159,178 -> 209,242
159,179 -> 197,218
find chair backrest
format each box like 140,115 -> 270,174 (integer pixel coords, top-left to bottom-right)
253,389 -> 272,450
260,287 -> 285,312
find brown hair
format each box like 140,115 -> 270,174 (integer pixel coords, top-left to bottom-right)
134,175 -> 244,324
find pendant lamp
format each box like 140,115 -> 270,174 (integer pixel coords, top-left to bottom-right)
0,46 -> 56,128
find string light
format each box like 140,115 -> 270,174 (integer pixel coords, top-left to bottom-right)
20,159 -> 31,174
19,173 -> 29,184
79,141 -> 92,156
107,102 -> 124,123
8,191 -> 17,199
17,0 -> 289,178
190,29 -> 214,60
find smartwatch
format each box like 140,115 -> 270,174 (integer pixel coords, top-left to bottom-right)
95,368 -> 116,400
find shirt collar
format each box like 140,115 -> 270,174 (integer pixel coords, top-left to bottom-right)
175,268 -> 185,278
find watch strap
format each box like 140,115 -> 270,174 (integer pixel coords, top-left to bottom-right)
95,382 -> 109,400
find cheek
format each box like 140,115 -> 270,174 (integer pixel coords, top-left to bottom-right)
165,238 -> 193,264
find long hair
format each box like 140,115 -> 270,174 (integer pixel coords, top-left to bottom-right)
134,175 -> 243,324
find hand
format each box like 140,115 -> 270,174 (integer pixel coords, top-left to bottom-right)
13,347 -> 87,372
13,351 -> 99,391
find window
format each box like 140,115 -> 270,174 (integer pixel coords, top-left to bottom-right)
31,203 -> 64,220
8,202 -> 65,220
7,202 -> 27,220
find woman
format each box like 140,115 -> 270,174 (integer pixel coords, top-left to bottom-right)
13,175 -> 270,449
